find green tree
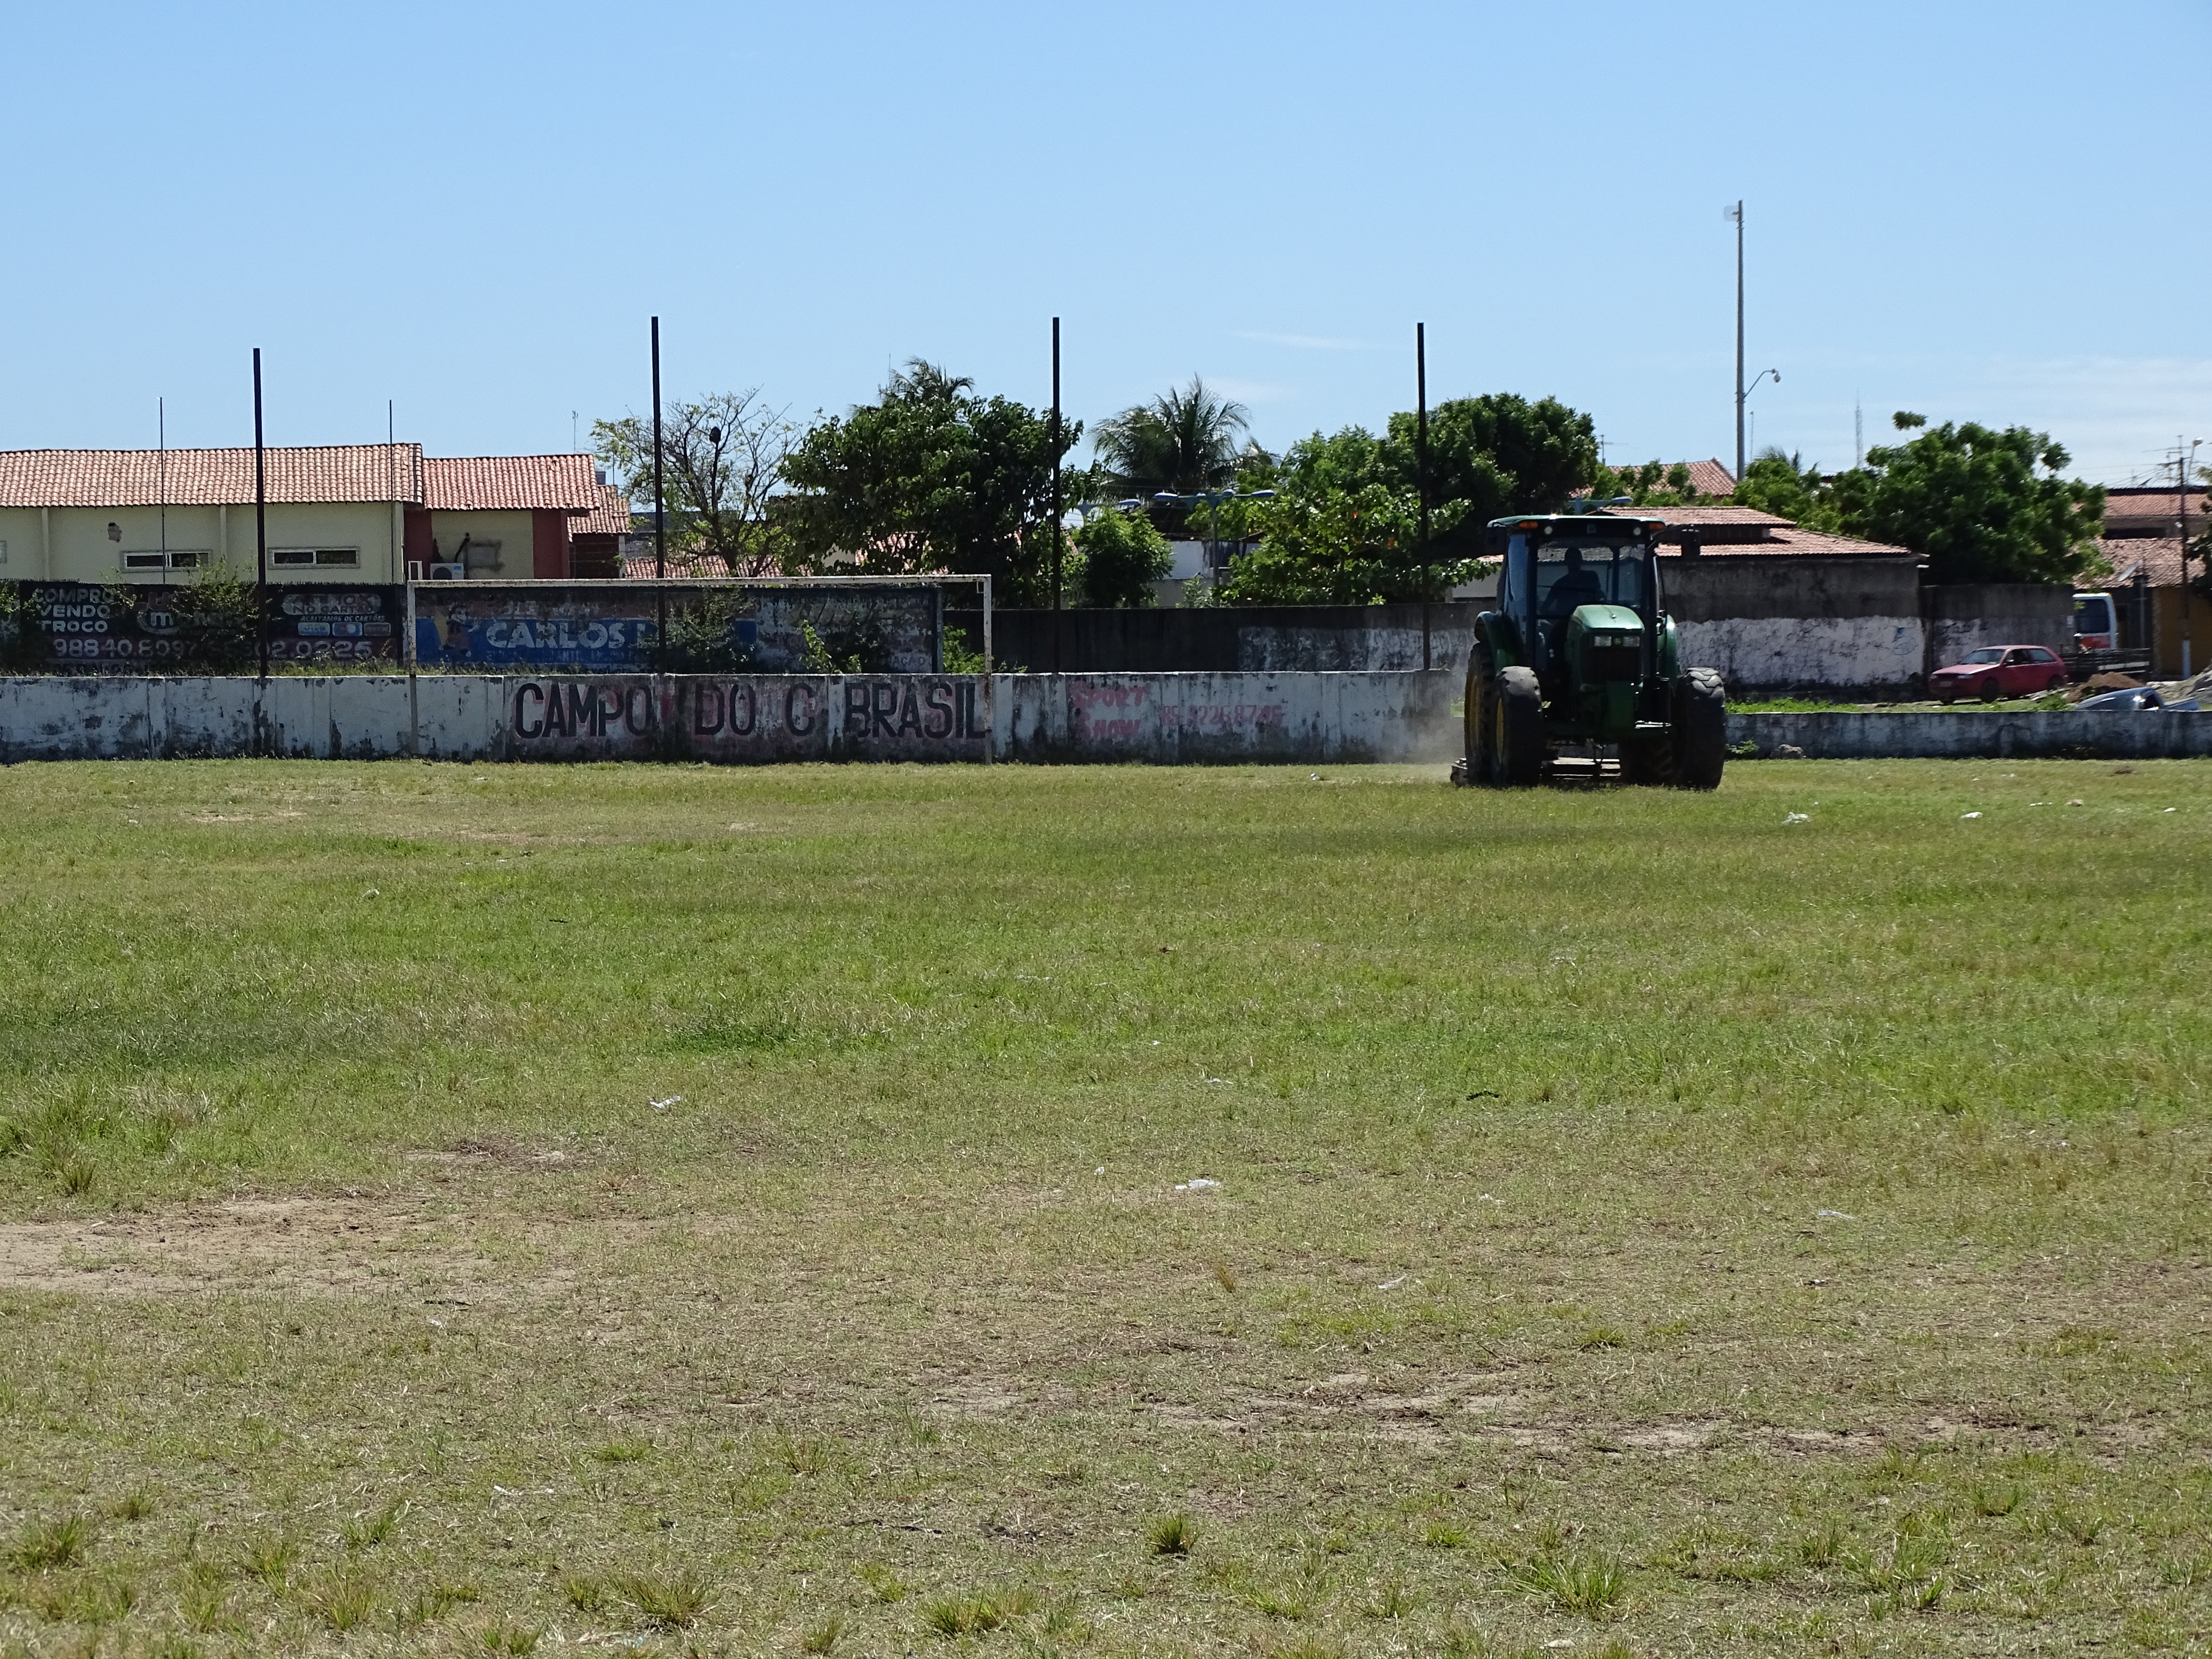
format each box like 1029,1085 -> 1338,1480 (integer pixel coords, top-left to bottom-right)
1854,416 -> 2104,582
1384,393 -> 1602,550
1212,484 -> 1473,606
1729,448 -> 1828,522
1094,378 -> 1252,498
593,390 -> 796,576
1200,393 -> 1593,605
1071,508 -> 1173,608
781,361 -> 1083,605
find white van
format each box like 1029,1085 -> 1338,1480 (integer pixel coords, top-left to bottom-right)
2072,591 -> 2117,652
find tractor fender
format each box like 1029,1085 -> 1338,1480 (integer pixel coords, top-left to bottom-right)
1475,610 -> 1525,670
1657,616 -> 1682,681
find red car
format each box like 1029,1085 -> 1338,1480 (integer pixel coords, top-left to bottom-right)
1929,645 -> 2069,703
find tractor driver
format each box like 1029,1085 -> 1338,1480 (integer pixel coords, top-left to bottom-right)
1541,545 -> 1606,618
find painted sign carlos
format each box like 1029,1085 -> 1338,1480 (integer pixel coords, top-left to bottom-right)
413,582 -> 943,673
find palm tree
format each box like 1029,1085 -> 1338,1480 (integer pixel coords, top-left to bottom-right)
1094,377 -> 1252,498
884,360 -> 974,404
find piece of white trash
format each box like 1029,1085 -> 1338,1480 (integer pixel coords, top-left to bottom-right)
1175,1177 -> 1222,1193
1816,1208 -> 1858,1221
1960,811 -> 1982,820
1377,1273 -> 1407,1290
1784,812 -> 1809,824
651,1095 -> 682,1111
1094,1166 -> 1105,1176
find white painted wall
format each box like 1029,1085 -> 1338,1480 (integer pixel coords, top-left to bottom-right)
1678,616 -> 1925,693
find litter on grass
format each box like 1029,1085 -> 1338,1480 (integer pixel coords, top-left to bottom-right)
1960,811 -> 1982,820
1175,1178 -> 1222,1193
650,1095 -> 683,1111
1377,1273 -> 1408,1290
1784,812 -> 1810,824
1816,1209 -> 1859,1221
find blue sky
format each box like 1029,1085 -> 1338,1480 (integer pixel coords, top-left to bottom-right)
4,0 -> 2207,486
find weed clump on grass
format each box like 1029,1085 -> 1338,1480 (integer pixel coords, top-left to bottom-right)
301,1571 -> 377,1633
801,1612 -> 846,1652
108,1490 -> 154,1522
342,1498 -> 404,1549
1513,1553 -> 1628,1619
10,1513 -> 90,1570
1150,1513 -> 1196,1557
619,1567 -> 710,1629
594,1435 -> 652,1464
480,1619 -> 541,1654
561,1573 -> 608,1613
857,1563 -> 907,1603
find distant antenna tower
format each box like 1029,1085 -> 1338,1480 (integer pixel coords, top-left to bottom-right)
1854,397 -> 1863,469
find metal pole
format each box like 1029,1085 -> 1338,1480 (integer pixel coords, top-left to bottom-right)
652,315 -> 666,667
1734,200 -> 1745,485
2182,441 -> 2196,680
1051,316 -> 1062,675
1417,321 -> 1430,671
158,397 -> 167,588
254,348 -> 268,687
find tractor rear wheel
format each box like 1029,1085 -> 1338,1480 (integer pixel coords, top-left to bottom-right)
1674,667 -> 1727,789
1495,667 -> 1544,787
1464,646 -> 1495,786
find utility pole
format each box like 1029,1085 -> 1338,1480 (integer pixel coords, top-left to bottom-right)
2183,438 -> 2201,680
1051,317 -> 1062,675
253,349 -> 268,686
651,316 -> 665,668
1729,200 -> 1745,484
1854,397 -> 1863,471
1416,322 -> 1430,671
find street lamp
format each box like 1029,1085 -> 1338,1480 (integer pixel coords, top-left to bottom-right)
1741,367 -> 1779,465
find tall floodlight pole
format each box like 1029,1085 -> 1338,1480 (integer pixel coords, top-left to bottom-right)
651,316 -> 666,667
1416,322 -> 1431,671
1051,317 -> 1062,675
1729,200 -> 1746,485
253,349 -> 269,686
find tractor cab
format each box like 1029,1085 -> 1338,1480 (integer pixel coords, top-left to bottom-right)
1493,515 -> 1670,725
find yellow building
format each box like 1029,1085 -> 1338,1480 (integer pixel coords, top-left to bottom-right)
0,445 -> 608,586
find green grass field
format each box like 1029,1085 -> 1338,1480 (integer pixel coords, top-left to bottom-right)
0,757 -> 2206,1658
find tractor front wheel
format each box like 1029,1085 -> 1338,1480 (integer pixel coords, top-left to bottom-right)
1495,667 -> 1544,787
1674,667 -> 1727,789
1624,730 -> 1673,785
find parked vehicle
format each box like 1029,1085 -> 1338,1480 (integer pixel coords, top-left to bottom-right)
2077,687 -> 2164,711
2076,687 -> 2201,713
1928,645 -> 2069,703
2072,591 -> 2118,651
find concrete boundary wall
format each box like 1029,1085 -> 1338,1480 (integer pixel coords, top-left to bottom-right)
1728,710 -> 2212,760
7,676 -> 2205,764
0,672 -> 1459,765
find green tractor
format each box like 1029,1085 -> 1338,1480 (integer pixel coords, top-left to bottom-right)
1453,512 -> 1728,789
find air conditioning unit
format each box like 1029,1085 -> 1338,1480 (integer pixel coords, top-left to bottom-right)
427,562 -> 467,581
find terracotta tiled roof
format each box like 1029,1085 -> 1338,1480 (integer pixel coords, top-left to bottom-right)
0,445 -> 422,508
420,454 -> 602,513
1607,503 -> 1912,558
620,545 -> 732,579
568,482 -> 633,537
2099,486 -> 2206,537
2091,538 -> 2192,589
